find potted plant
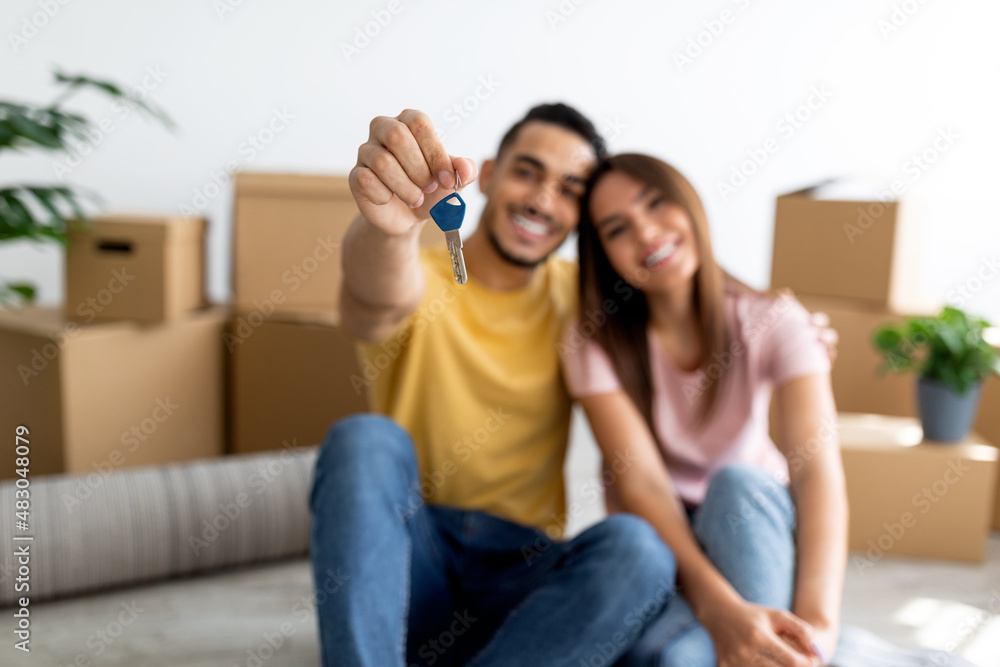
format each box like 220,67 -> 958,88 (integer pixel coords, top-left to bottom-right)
873,306 -> 1000,442
0,69 -> 172,306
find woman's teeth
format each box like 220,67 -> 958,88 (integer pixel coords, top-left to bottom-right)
513,214 -> 549,236
645,243 -> 677,268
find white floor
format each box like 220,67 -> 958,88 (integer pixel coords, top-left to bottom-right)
4,409 -> 999,666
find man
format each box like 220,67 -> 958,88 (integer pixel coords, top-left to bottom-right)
309,104 -> 677,667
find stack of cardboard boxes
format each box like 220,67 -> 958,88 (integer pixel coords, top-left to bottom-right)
0,215 -> 226,479
226,173 -> 441,454
1,174 -> 444,479
770,185 -> 999,561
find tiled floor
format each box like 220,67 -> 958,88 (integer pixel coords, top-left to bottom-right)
4,409 -> 998,666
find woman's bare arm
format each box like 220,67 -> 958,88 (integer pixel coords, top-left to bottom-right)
773,372 -> 848,660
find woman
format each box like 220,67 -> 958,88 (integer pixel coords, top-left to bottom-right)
560,154 -> 848,666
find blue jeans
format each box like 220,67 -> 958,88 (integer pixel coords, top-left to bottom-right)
617,464 -> 798,667
309,414 -> 678,667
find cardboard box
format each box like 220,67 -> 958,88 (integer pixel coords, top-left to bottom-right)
974,326 -> 1000,446
66,215 -> 207,323
974,346 -> 1000,529
232,172 -> 443,317
226,309 -> 367,454
792,295 -> 937,419
771,185 -> 922,311
839,413 -> 997,562
0,305 -> 227,480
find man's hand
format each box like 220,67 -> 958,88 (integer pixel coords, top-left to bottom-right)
349,109 -> 478,236
774,287 -> 839,365
809,311 -> 839,365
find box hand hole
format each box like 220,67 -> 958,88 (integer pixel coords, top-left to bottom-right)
96,240 -> 133,254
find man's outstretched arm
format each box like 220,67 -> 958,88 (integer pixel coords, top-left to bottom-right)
341,109 -> 477,341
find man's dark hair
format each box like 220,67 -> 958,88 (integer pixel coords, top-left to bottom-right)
496,102 -> 607,161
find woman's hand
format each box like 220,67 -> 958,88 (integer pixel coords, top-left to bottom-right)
701,598 -> 823,667
799,619 -> 839,665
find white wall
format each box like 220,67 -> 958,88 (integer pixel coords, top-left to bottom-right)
2,0 -> 998,322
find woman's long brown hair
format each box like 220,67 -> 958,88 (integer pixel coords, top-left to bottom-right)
577,154 -> 754,440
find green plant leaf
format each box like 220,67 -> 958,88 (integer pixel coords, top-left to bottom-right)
32,224 -> 70,246
49,185 -> 94,221
0,120 -> 13,148
0,101 -> 99,151
873,306 -> 999,386
54,71 -> 124,97
937,325 -> 963,355
1,68 -> 174,159
0,281 -> 37,307
907,318 -> 934,341
51,70 -> 175,131
0,185 -> 98,245
7,283 -> 36,301
934,363 -> 959,392
0,101 -> 33,116
24,186 -> 63,223
46,108 -> 92,141
6,113 -> 62,149
941,306 -> 967,323
0,191 -> 34,230
873,326 -> 903,351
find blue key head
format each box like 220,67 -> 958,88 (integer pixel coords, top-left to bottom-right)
429,192 -> 466,232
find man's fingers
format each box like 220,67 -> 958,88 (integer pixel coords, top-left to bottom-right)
809,311 -> 831,329
358,144 -> 425,208
356,110 -> 478,215
349,166 -> 392,206
398,109 -> 455,188
819,328 -> 839,346
819,327 -> 838,363
452,156 -> 479,190
806,310 -> 838,362
371,115 -> 437,193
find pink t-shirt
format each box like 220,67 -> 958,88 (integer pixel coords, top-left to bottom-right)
560,289 -> 830,507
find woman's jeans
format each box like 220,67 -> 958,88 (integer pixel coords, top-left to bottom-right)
309,414 -> 678,667
617,464 -> 799,667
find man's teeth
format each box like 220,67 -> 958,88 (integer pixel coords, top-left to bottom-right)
645,243 -> 677,267
513,214 -> 549,236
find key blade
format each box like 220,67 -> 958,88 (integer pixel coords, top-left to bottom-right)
445,230 -> 467,284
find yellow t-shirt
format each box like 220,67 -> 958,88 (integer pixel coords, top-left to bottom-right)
356,245 -> 577,537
